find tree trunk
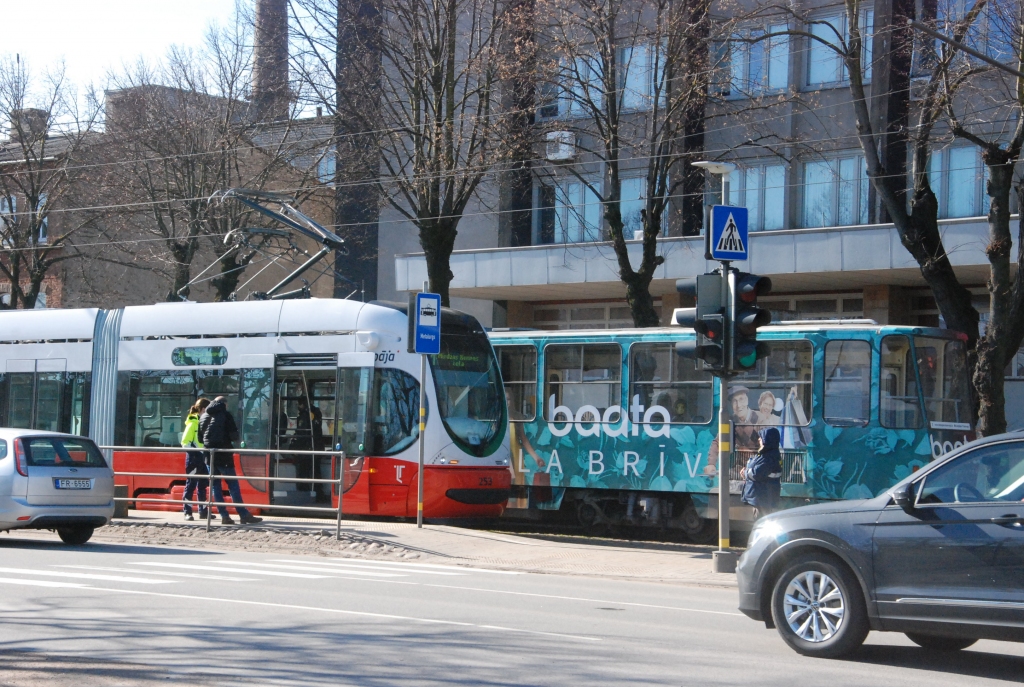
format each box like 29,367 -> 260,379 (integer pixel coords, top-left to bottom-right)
420,221 -> 457,305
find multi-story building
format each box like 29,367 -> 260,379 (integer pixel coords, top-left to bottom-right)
383,1 -> 1024,422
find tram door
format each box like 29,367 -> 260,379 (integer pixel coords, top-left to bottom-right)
272,357 -> 339,507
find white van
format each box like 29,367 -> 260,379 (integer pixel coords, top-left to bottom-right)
0,430 -> 115,544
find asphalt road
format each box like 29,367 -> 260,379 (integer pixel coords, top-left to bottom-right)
1,533 -> 1023,686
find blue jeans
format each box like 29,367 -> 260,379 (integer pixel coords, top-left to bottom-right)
183,451 -> 209,515
211,463 -> 252,520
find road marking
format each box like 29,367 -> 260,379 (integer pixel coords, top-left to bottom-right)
267,560 -> 465,576
0,578 -> 89,589
324,559 -> 519,575
0,567 -> 173,585
54,566 -> 255,582
104,588 -> 601,642
211,562 -> 408,578
127,563 -> 331,579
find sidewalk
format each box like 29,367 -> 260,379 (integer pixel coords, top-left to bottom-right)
85,511 -> 738,588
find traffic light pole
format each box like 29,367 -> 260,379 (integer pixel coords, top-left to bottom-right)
713,263 -> 737,574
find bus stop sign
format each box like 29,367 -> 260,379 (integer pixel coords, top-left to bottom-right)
708,205 -> 749,262
413,292 -> 442,354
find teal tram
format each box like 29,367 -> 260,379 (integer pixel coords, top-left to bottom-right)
488,322 -> 973,541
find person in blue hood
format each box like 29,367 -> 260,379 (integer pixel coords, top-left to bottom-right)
741,426 -> 783,518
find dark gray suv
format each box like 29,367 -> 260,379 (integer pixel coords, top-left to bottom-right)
738,432 -> 1024,658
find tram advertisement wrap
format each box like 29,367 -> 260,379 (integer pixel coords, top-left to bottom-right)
502,328 -> 974,506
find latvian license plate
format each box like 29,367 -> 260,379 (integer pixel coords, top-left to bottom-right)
55,479 -> 92,490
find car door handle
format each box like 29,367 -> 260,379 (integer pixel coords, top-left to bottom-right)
991,514 -> 1023,527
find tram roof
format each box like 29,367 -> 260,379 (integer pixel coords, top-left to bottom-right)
488,321 -> 961,339
0,299 -> 410,342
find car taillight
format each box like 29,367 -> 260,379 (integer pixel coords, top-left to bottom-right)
14,438 -> 28,476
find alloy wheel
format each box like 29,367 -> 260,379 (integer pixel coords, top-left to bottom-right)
782,570 -> 846,643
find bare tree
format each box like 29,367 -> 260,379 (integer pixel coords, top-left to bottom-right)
0,56 -> 101,309
535,0 -> 715,326
292,0 -> 515,305
98,21 -> 316,303
758,0 -> 1024,433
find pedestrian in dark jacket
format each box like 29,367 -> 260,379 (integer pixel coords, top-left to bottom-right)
199,396 -> 262,525
741,426 -> 783,519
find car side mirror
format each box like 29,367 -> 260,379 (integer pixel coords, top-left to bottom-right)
892,482 -> 916,512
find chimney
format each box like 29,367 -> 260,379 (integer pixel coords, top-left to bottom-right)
253,0 -> 290,121
9,108 -> 49,142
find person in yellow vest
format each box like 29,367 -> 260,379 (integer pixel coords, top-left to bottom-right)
181,398 -> 211,521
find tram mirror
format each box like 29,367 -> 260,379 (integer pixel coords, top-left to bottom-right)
892,482 -> 916,513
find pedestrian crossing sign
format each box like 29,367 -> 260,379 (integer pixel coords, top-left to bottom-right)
708,205 -> 748,261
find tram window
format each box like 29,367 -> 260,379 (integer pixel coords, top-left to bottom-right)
496,346 -> 538,421
338,367 -> 369,455
196,370 -> 240,420
880,335 -> 923,429
915,336 -> 972,426
134,371 -> 194,447
823,340 -> 871,426
370,368 -> 421,455
629,343 -> 713,423
67,373 -> 90,436
241,368 -> 273,450
8,373 -> 34,429
730,340 -> 813,452
544,344 -> 622,422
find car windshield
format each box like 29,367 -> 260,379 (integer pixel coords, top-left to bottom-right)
429,311 -> 506,457
23,437 -> 108,468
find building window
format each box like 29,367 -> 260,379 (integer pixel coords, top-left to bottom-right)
929,147 -> 986,219
728,24 -> 789,96
531,302 -> 661,330
36,193 -> 47,244
534,178 -> 602,244
619,43 -> 667,111
317,148 -> 336,185
916,1 -> 1016,75
619,176 -> 668,238
544,343 -> 622,423
802,154 -> 869,228
0,195 -> 14,248
729,163 -> 786,230
539,56 -> 603,119
807,11 -> 874,87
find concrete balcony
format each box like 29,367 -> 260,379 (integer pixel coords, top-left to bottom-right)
395,216 -> 1010,301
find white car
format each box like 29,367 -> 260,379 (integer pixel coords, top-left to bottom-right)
0,429 -> 115,545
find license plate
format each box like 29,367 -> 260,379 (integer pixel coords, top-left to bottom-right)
54,479 -> 92,490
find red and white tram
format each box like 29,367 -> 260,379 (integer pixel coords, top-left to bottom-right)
0,299 -> 512,518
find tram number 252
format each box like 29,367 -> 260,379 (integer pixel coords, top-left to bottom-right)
479,477 -> 493,486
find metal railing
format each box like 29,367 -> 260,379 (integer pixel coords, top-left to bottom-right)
101,445 -> 355,539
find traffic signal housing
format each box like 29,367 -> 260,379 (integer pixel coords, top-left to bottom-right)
674,274 -> 725,373
732,272 -> 772,370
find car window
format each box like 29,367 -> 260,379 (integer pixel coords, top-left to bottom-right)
23,437 -> 109,468
918,442 -> 1024,504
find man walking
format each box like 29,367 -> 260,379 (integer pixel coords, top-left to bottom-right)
200,396 -> 262,525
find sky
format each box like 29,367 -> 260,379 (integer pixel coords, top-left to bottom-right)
1,0 -> 240,91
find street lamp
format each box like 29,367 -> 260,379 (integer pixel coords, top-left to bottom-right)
692,160 -> 737,205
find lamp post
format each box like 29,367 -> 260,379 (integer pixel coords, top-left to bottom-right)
692,159 -> 739,574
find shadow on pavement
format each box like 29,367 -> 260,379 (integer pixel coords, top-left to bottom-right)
0,537 -> 219,557
852,643 -> 1024,682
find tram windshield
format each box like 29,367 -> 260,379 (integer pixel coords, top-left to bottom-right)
429,312 -> 506,457
914,336 -> 972,427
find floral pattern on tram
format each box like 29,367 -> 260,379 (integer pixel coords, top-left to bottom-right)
495,325 -> 974,507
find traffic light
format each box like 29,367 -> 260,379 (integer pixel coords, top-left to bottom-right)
732,272 -> 772,370
674,273 -> 725,372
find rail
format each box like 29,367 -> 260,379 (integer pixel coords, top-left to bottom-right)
100,445 -> 353,539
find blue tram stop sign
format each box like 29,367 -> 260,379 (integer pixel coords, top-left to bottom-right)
414,292 -> 442,355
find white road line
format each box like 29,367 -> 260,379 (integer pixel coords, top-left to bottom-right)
0,578 -> 89,589
0,567 -> 174,585
104,588 -> 601,642
324,558 -> 519,575
54,566 -> 255,582
128,562 -> 331,579
267,560 -> 464,576
210,562 -> 407,578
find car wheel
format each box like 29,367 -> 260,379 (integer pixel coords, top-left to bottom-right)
905,633 -> 978,651
770,554 -> 868,658
57,526 -> 95,546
